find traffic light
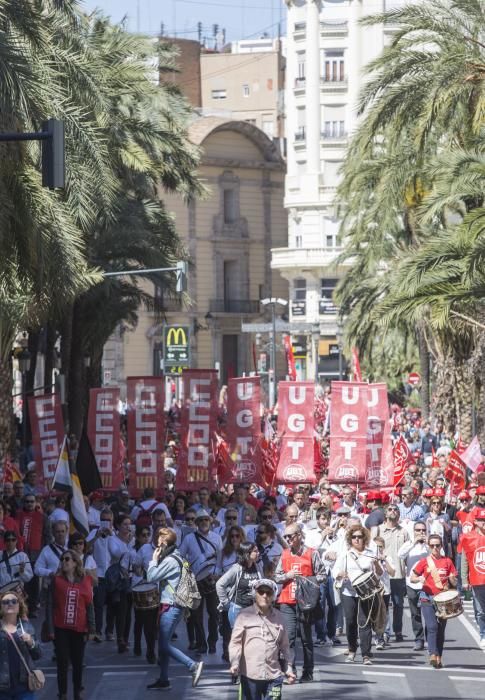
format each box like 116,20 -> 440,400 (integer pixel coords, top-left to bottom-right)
42,118 -> 65,189
176,261 -> 188,293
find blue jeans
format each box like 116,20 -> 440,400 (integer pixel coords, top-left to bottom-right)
228,602 -> 242,628
315,576 -> 336,641
240,675 -> 283,700
0,689 -> 35,700
472,584 -> 485,639
158,605 -> 197,683
420,593 -> 447,656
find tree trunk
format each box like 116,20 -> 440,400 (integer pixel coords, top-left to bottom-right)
68,300 -> 86,438
416,325 -> 430,420
0,357 -> 15,463
43,322 -> 57,394
24,329 -> 40,445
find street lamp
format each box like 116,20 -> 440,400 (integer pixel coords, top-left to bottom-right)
261,297 -> 288,409
18,348 -> 31,450
311,323 -> 321,385
336,319 -> 343,380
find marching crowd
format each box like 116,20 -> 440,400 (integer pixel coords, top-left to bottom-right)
1,457 -> 485,700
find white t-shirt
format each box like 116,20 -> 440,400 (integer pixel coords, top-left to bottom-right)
334,547 -> 377,597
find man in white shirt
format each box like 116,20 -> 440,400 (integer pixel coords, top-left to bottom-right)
48,496 -> 70,528
34,520 -> 68,578
87,491 -> 104,529
0,530 -> 33,588
86,508 -> 119,641
179,509 -> 222,654
398,520 -> 429,651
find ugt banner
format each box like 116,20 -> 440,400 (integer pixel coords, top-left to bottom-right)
87,388 -> 122,490
28,393 -> 65,488
276,381 -> 315,484
365,383 -> 393,488
328,382 -> 368,483
176,370 -> 219,491
225,377 -> 262,483
127,377 -> 165,497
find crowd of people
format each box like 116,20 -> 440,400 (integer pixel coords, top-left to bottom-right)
1,440 -> 485,699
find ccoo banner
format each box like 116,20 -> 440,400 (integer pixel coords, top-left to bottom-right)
176,369 -> 219,491
226,377 -> 262,483
87,387 -> 123,490
276,381 -> 316,484
29,393 -> 65,488
127,377 -> 165,497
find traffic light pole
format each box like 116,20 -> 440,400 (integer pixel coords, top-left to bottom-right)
0,119 -> 65,188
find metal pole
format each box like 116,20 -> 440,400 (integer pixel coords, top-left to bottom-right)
314,337 -> 319,385
22,371 -> 28,450
338,342 -> 343,380
270,303 -> 277,409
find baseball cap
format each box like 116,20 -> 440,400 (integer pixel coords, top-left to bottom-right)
336,506 -> 351,515
474,508 -> 485,520
367,490 -> 382,501
458,491 -> 470,500
422,488 -> 434,498
252,578 -> 278,596
90,490 -> 104,501
476,485 -> 485,495
432,487 -> 446,498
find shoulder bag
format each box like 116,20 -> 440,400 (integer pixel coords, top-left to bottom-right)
4,629 -> 45,691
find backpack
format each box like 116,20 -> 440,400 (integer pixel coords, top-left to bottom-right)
169,554 -> 201,610
135,502 -> 157,528
105,561 -> 131,593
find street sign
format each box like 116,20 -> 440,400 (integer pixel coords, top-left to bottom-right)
242,321 -> 318,333
408,371 -> 421,386
163,325 -> 190,376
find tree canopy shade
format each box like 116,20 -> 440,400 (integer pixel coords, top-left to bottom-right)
336,0 -> 485,439
0,1 -> 201,458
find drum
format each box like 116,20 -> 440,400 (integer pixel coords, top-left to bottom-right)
0,580 -> 25,605
352,571 -> 383,600
433,590 -> 463,619
132,582 -> 159,610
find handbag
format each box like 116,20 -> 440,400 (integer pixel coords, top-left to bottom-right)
295,575 -> 320,612
4,629 -> 45,691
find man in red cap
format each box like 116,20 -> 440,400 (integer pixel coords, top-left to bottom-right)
473,485 -> 485,511
364,491 -> 385,528
461,508 -> 485,647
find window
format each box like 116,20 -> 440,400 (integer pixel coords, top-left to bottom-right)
293,278 -> 307,301
320,278 -> 339,315
323,50 -> 345,82
243,84 -> 250,97
295,235 -> 303,248
323,160 -> 343,186
296,107 -> 306,140
296,52 -> 306,87
322,216 -> 340,248
245,118 -> 256,125
262,119 -> 274,137
223,189 -> 237,224
322,105 -> 346,138
211,88 -> 227,99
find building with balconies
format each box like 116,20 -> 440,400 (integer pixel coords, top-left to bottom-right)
272,0 -> 414,381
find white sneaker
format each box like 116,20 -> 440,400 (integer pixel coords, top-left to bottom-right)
192,661 -> 203,687
479,638 -> 485,649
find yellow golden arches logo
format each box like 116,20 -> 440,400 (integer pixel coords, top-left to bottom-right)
166,327 -> 187,346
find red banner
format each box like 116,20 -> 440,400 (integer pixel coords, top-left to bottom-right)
275,381 -> 315,483
176,370 -> 219,490
392,435 -> 414,486
365,383 -> 393,487
444,449 -> 467,493
283,335 -> 297,381
126,377 -> 165,497
87,388 -> 122,490
328,382 -> 368,483
225,377 -> 263,483
351,348 -> 362,382
28,393 -> 65,489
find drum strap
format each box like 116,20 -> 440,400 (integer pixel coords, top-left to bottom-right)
426,556 -> 445,591
1,551 -> 12,576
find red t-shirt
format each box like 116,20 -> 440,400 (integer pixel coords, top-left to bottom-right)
413,556 -> 457,596
456,510 -> 475,553
461,531 -> 485,586
53,576 -> 93,633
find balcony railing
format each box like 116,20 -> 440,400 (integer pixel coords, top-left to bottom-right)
321,129 -> 347,140
209,299 -> 260,314
295,126 -> 306,141
294,77 -> 306,89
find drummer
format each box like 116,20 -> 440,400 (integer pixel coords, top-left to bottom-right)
410,534 -> 457,668
334,524 -> 383,665
132,524 -> 159,663
0,530 -> 33,589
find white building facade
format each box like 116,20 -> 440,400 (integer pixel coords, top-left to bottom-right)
271,0 -> 409,381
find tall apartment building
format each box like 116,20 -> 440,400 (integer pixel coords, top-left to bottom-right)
271,0 -> 411,381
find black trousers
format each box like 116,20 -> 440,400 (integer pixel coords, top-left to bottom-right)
54,627 -> 86,696
107,590 -> 132,644
133,607 -> 158,656
341,595 -> 373,657
406,586 -> 424,641
24,575 -> 39,614
192,586 -> 219,648
279,603 -> 313,674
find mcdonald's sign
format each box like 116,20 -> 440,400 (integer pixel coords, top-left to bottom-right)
163,325 -> 190,375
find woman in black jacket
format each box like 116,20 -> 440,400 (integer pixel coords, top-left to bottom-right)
0,589 -> 41,699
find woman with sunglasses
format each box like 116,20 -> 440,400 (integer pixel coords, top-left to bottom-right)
47,549 -> 94,700
68,532 -> 98,586
0,590 -> 40,700
410,534 -> 457,668
217,526 -> 246,662
334,524 -> 383,665
0,531 -> 33,590
0,504 -> 22,552
425,497 -> 452,555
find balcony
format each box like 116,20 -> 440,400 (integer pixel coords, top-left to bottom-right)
320,78 -> 348,93
209,299 -> 260,314
294,21 -> 306,39
320,20 -> 348,37
271,247 -> 345,272
294,77 -> 306,93
321,129 -> 348,143
294,126 -> 306,142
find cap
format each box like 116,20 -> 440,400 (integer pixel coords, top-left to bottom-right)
432,488 -> 446,498
194,509 -> 212,521
367,490 -> 382,501
252,578 -> 278,596
27,461 -> 36,472
422,488 -> 434,498
474,507 -> 485,520
336,506 -> 351,515
458,491 -> 470,500
476,485 -> 485,495
90,490 -> 104,501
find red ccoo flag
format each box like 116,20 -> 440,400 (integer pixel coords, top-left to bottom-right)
392,435 -> 414,486
444,449 -> 467,493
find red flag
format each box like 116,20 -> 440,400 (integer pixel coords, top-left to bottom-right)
456,435 -> 466,454
283,335 -> 297,381
444,449 -> 466,492
431,446 -> 439,469
28,393 -> 65,490
275,382 -> 315,484
87,388 -> 122,491
225,377 -> 263,483
328,381 -> 368,482
351,348 -> 362,382
392,435 -> 414,486
215,434 -> 235,483
2,455 -> 22,484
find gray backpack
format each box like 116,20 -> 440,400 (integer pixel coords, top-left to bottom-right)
169,554 -> 202,610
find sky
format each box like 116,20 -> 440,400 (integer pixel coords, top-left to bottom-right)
81,0 -> 287,43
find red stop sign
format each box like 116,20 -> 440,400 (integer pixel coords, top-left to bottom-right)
408,372 -> 421,386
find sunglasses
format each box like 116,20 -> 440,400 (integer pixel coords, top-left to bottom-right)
256,589 -> 273,596
4,537 -> 16,542
431,501 -> 441,505
387,506 -> 399,511
351,535 -> 364,540
61,556 -> 73,562
256,531 -> 266,536
73,541 -> 85,546
429,543 -> 441,548
24,500 -> 35,505
260,514 -> 272,519
185,517 -> 195,522
414,529 -> 426,533
141,532 -> 150,536
226,516 -> 237,520
283,534 -> 297,541
1,598 -> 18,606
